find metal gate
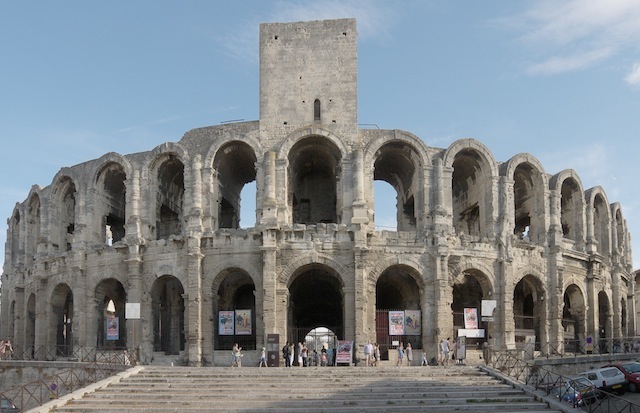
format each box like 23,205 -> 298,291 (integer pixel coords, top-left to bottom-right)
376,309 -> 422,360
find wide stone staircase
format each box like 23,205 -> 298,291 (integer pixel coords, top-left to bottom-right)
39,365 -> 564,412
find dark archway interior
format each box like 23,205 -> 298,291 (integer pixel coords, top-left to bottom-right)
289,266 -> 343,341
95,278 -> 127,348
151,275 -> 185,355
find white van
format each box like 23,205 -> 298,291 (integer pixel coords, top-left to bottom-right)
578,367 -> 627,395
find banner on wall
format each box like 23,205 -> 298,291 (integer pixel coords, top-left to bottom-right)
464,308 -> 478,329
336,340 -> 353,365
219,311 -> 235,335
389,311 -> 405,335
404,310 -> 421,335
106,316 -> 119,340
235,309 -> 252,335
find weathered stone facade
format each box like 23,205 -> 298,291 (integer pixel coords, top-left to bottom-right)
1,18 -> 635,366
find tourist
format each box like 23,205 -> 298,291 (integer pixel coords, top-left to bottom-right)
259,346 -> 268,367
405,342 -> 413,366
364,340 -> 373,366
374,343 -> 380,367
421,349 -> 428,366
396,342 -> 404,366
289,342 -> 295,367
438,339 -> 445,366
231,343 -> 242,367
443,338 -> 450,366
283,342 -> 291,367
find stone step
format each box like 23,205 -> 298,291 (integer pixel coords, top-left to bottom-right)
42,365 -> 563,413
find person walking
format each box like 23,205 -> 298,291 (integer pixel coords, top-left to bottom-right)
421,349 -> 428,366
231,343 -> 242,367
405,342 -> 413,366
438,339 -> 445,366
374,343 -> 381,367
364,340 -> 373,366
259,346 -> 268,367
443,338 -> 450,366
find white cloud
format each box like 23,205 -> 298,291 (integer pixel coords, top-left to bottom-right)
625,62 -> 640,86
500,0 -> 640,79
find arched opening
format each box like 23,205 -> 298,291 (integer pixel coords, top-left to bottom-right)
156,156 -> 184,239
95,279 -> 127,349
452,150 -> 488,238
214,142 -> 257,229
562,284 -> 585,353
57,177 -> 76,252
560,178 -> 582,243
513,163 -> 543,244
621,298 -> 628,337
26,294 -> 36,359
373,142 -> 419,231
513,275 -> 544,350
593,194 -> 610,255
452,270 -> 491,348
51,284 -> 73,356
288,136 -> 341,224
598,291 -> 611,353
213,269 -> 257,351
314,99 -> 321,121
27,194 -> 40,261
288,265 -> 343,364
373,181 -> 397,230
10,211 -> 20,265
151,275 -> 185,355
375,265 -> 422,360
96,162 -> 126,244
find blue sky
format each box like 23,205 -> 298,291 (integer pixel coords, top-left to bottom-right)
1,0 -> 639,272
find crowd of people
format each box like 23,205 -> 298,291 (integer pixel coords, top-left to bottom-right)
281,341 -> 338,367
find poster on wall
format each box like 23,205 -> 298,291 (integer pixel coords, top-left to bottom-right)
464,308 -> 478,329
235,309 -> 252,335
388,311 -> 405,335
336,340 -> 353,365
106,316 -> 119,340
219,311 -> 235,335
404,310 -> 421,335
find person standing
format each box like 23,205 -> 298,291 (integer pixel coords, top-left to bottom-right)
438,339 -> 445,366
289,342 -> 295,367
421,349 -> 428,366
231,343 -> 242,367
374,343 -> 381,367
297,342 -> 304,367
396,342 -> 404,366
443,338 -> 450,366
283,342 -> 291,367
405,342 -> 413,366
364,340 -> 373,366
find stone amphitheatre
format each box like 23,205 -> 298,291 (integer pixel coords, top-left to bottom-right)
1,18 -> 635,368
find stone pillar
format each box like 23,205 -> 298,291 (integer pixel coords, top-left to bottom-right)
353,247 -> 369,364
261,151 -> 278,226
434,255 -> 453,345
186,238 -> 204,366
13,286 -> 25,351
497,259 -> 515,349
343,286 -> 356,345
261,230 -> 278,335
34,276 -> 48,358
351,148 -> 368,225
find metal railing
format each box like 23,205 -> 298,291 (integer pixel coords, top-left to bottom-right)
514,337 -> 640,359
487,344 -> 640,412
0,345 -> 134,412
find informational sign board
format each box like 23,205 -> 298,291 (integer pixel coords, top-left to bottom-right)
457,329 -> 485,338
125,303 -> 140,319
267,334 -> 279,367
336,340 -> 353,365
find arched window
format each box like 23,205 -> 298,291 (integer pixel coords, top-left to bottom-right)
314,99 -> 321,121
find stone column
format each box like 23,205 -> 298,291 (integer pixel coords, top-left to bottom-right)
13,286 -> 25,351
353,247 -> 368,364
261,151 -> 278,225
434,255 -> 453,344
351,148 -> 368,225
261,230 -> 278,334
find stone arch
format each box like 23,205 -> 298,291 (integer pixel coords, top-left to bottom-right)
611,203 -> 627,255
286,263 -> 345,348
585,186 -> 611,257
146,144 -> 188,240
501,153 -> 549,245
50,172 -> 78,252
50,283 -> 73,356
212,141 -> 258,229
512,273 -> 546,348
370,137 -> 424,231
94,278 -> 127,349
276,126 -> 348,161
550,170 -> 585,246
443,139 -> 499,239
597,290 -> 612,352
211,267 -> 257,350
9,206 -> 21,265
150,275 -> 185,355
26,189 -> 42,261
562,283 -> 586,353
366,255 -> 426,287
449,266 -> 494,346
93,156 -> 130,245
278,253 -> 350,289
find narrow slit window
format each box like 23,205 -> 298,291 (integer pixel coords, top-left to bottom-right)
314,99 -> 321,121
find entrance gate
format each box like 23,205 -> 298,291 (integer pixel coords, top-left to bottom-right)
376,309 -> 422,360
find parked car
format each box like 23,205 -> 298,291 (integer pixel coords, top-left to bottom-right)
578,366 -> 627,396
0,396 -> 19,413
547,377 -> 599,407
608,361 -> 640,392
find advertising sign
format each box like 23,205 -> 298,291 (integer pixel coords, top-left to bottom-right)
404,310 -> 421,335
464,308 -> 478,329
388,311 -> 405,335
106,316 -> 119,340
336,340 -> 353,365
219,311 -> 235,335
235,309 -> 252,335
